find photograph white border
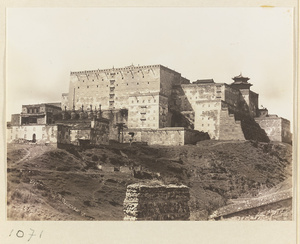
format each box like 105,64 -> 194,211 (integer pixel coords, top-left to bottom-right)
0,1 -> 298,243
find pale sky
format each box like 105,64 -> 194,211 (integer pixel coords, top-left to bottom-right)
6,7 -> 294,125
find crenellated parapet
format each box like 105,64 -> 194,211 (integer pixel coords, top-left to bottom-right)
70,64 -> 181,76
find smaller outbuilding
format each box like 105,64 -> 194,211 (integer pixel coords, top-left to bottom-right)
56,116 -> 110,148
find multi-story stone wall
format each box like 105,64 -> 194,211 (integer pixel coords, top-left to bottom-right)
180,83 -> 247,140
179,81 -> 263,141
67,65 -> 162,111
65,65 -> 185,131
123,183 -> 190,220
180,83 -> 223,139
181,83 -> 221,111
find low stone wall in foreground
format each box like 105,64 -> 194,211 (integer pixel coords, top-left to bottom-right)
123,183 -> 190,220
209,189 -> 292,221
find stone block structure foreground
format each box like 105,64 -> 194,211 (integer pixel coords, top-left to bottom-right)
123,183 -> 190,220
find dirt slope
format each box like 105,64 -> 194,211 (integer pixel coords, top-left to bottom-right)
7,140 -> 292,220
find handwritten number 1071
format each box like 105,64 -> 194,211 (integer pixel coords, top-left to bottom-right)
9,229 -> 43,241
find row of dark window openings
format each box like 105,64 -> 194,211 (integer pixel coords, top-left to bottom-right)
76,96 -> 157,104
82,77 -> 144,82
109,82 -> 115,106
78,81 -> 150,89
132,99 -> 156,103
109,99 -> 159,106
80,70 -> 150,82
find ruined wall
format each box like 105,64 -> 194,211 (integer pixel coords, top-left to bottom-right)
57,118 -> 110,146
123,183 -> 190,220
70,129 -> 90,144
90,120 -> 110,145
7,125 -> 57,143
57,124 -> 71,144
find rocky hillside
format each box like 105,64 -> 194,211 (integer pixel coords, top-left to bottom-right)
7,140 -> 292,220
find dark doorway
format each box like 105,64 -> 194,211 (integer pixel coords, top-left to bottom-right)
32,134 -> 36,143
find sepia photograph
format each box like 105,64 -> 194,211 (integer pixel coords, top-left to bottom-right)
5,6 -> 295,224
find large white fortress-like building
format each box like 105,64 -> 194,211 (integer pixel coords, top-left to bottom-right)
7,64 -> 292,146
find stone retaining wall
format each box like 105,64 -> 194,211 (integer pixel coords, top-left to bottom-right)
123,183 -> 190,220
123,127 -> 207,146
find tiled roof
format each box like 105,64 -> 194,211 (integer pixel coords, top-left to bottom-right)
232,73 -> 250,80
